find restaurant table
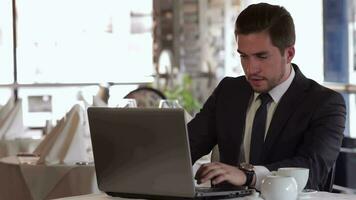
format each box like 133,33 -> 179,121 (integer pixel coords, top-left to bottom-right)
0,156 -> 100,200
54,191 -> 356,200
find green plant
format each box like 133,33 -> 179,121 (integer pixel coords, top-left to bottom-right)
164,74 -> 201,115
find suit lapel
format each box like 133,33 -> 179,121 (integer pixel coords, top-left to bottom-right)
261,65 -> 310,161
221,78 -> 253,165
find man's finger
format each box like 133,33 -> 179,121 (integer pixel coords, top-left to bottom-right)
211,173 -> 228,185
195,163 -> 220,179
199,167 -> 225,183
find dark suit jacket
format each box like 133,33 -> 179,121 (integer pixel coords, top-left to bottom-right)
188,64 -> 346,190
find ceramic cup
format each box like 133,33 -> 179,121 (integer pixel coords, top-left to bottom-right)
276,167 -> 309,193
261,175 -> 298,200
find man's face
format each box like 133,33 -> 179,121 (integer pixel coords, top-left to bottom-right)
237,31 -> 294,93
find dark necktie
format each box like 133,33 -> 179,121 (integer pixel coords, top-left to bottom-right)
249,93 -> 272,165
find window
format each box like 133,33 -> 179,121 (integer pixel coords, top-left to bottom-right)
1,0 -> 154,128
16,0 -> 153,83
0,0 -> 14,84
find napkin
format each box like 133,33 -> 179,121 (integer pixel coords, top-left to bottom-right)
76,91 -> 91,109
0,138 -> 42,158
0,95 -> 15,123
92,95 -> 107,107
35,104 -> 91,165
33,117 -> 65,157
0,99 -> 25,140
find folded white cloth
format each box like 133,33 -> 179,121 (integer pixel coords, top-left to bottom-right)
33,117 -> 65,157
76,91 -> 91,109
0,99 -> 25,140
92,95 -> 107,107
0,96 -> 15,123
35,104 -> 91,165
0,138 -> 42,158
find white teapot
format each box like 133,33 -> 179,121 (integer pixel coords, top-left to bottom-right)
261,175 -> 298,200
276,167 -> 309,193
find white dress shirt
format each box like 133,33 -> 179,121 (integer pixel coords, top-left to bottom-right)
243,66 -> 295,190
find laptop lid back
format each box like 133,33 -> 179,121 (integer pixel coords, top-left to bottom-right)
88,107 -> 196,198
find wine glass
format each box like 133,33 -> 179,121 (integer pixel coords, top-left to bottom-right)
158,99 -> 181,108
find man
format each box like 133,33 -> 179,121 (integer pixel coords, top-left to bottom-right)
188,3 -> 346,191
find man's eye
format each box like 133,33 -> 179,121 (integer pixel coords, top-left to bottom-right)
240,54 -> 247,58
257,55 -> 268,59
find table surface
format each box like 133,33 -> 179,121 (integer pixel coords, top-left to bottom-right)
54,191 -> 356,200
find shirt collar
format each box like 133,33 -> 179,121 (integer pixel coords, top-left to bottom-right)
253,65 -> 295,103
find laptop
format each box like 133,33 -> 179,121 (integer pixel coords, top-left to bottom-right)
87,107 -> 253,199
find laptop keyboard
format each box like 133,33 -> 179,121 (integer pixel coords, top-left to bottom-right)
197,186 -> 252,191
195,186 -> 253,198
196,187 -> 234,193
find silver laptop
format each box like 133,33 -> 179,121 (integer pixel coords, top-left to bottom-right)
87,107 -> 253,199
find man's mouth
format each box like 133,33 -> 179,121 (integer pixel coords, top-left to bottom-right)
248,76 -> 265,85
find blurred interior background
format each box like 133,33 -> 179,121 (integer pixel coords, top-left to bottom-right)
1,0 -> 356,195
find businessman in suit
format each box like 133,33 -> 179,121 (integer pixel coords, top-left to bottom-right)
188,3 -> 346,191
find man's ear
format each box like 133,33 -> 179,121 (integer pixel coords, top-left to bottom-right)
285,46 -> 295,64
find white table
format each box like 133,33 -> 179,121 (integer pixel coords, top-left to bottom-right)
53,191 -> 356,200
0,156 -> 100,200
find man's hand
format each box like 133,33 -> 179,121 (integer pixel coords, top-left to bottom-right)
195,162 -> 247,186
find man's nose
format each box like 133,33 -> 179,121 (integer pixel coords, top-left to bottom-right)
246,60 -> 260,74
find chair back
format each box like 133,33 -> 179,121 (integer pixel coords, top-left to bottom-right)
334,137 -> 356,190
342,137 -> 356,148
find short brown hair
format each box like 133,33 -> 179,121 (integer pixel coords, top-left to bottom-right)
235,3 -> 295,55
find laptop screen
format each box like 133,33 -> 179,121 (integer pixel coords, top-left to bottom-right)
88,108 -> 197,198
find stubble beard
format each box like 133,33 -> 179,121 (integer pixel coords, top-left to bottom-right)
249,63 -> 287,93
